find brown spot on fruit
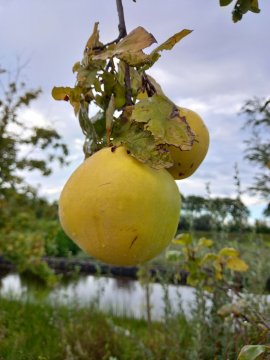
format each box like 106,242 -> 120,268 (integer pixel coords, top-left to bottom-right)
178,162 -> 181,166
190,163 -> 194,169
178,172 -> 184,177
129,235 -> 138,249
111,146 -> 117,153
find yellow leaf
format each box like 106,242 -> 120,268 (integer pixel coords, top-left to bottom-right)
219,247 -> 239,257
214,259 -> 222,274
198,238 -> 213,248
151,29 -> 192,54
93,27 -> 156,61
85,22 -> 101,50
226,257 -> 249,272
172,233 -> 192,245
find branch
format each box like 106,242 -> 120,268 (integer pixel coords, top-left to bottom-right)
116,0 -> 132,106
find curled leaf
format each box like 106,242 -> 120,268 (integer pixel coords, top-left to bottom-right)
93,26 -> 156,61
112,122 -> 173,169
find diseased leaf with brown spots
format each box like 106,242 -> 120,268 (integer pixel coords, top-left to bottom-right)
131,95 -> 195,149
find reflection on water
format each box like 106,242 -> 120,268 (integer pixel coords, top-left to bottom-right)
0,273 -> 195,320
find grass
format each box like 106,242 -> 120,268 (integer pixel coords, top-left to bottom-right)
1,230 -> 270,359
0,297 -> 195,360
0,288 -> 267,360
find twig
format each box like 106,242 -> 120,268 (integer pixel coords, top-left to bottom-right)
115,0 -> 133,106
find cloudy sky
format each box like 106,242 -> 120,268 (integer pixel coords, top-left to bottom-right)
0,0 -> 269,220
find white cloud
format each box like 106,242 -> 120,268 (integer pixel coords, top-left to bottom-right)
17,108 -> 52,128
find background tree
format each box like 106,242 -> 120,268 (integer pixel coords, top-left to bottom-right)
0,67 -> 70,284
241,97 -> 270,215
0,68 -> 68,199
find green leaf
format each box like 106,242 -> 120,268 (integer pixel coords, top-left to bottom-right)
200,253 -> 218,265
106,95 -> 115,143
91,111 -> 106,138
101,71 -> 126,110
77,68 -> 98,88
117,61 -> 142,98
112,122 -> 173,169
113,82 -> 126,109
250,0 -> 260,13
226,257 -> 249,272
78,102 -> 98,157
219,247 -> 239,257
236,0 -> 253,14
172,233 -> 192,245
232,8 -> 243,22
238,345 -> 270,360
131,94 -> 195,149
220,0 -> 234,6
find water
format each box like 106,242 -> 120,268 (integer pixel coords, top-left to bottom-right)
0,273 -> 196,320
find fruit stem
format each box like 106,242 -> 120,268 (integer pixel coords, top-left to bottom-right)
115,0 -> 133,106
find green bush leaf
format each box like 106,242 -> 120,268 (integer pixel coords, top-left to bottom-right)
166,250 -> 182,262
131,94 -> 195,149
238,345 -> 270,360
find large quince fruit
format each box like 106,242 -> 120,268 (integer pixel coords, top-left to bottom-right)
168,107 -> 209,180
59,146 -> 181,266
